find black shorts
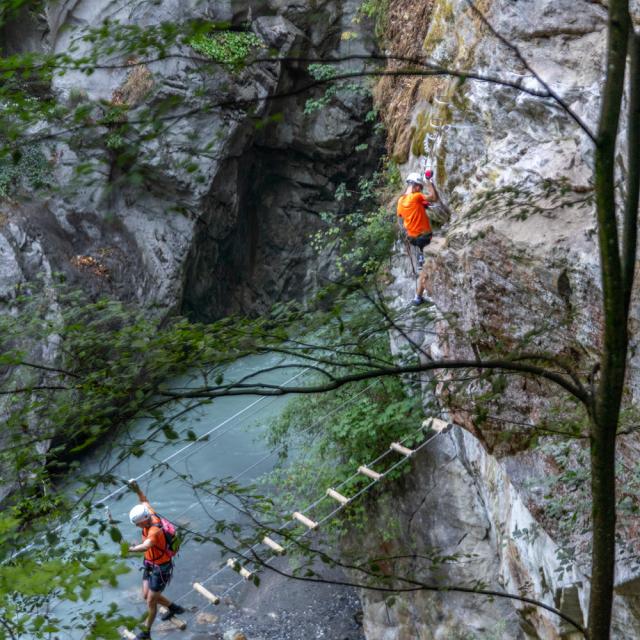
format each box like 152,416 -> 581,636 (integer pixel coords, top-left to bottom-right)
143,561 -> 173,593
408,232 -> 432,250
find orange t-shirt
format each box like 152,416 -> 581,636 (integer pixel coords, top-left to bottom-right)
141,505 -> 171,565
397,192 -> 432,237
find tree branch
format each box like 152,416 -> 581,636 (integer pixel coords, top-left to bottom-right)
249,552 -> 587,636
159,357 -> 589,405
589,1 -> 631,636
22,66 -> 556,147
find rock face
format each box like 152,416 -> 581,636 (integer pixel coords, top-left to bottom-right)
354,425 -> 589,640
0,0 -> 379,497
362,0 -> 640,638
2,0 -> 378,320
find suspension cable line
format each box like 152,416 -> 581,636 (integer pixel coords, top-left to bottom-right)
167,419 -> 447,617
166,425 -> 446,631
5,367 -> 309,564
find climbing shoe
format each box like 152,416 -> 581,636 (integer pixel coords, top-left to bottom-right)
160,602 -> 186,621
417,253 -> 425,267
411,295 -> 424,306
135,631 -> 151,640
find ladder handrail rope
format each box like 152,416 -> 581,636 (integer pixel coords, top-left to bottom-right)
177,413 -> 426,592
4,367 -> 309,564
5,304 -> 417,565
169,420 -> 444,610
175,429 -> 445,625
171,380 -> 384,522
172,420 -> 431,599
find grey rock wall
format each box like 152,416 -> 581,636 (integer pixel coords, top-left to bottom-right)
0,0 -> 379,496
2,0 -> 378,321
366,0 -> 640,637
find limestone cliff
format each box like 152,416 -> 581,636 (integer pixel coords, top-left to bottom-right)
362,0 -> 640,638
1,0 -> 378,320
0,0 -> 379,498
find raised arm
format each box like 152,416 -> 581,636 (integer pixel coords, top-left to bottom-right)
127,479 -> 155,553
424,179 -> 439,203
127,479 -> 150,507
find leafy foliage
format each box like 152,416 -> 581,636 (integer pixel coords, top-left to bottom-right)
311,157 -> 402,279
189,30 -> 264,70
0,509 -> 135,639
354,0 -> 390,40
0,144 -> 51,199
266,370 -> 422,527
304,61 -> 371,115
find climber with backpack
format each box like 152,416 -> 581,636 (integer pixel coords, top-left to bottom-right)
127,479 -> 185,638
397,170 -> 439,305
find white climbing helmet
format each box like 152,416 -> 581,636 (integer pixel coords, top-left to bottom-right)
406,172 -> 425,186
129,503 -> 152,525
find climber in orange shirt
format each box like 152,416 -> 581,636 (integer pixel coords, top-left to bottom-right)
127,480 -> 185,639
397,171 -> 439,305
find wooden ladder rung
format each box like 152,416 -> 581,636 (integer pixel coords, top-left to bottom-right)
158,606 -> 187,629
120,629 -> 136,640
263,536 -> 286,555
358,465 -> 381,480
326,488 -> 349,505
390,442 -> 414,456
292,511 -> 318,530
193,581 -> 220,605
227,558 -> 253,580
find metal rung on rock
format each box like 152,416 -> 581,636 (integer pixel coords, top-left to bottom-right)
358,465 -> 381,480
193,581 -> 221,605
423,417 -> 449,433
293,511 -> 318,530
227,558 -> 253,580
326,488 -> 349,505
263,536 -> 286,555
390,442 -> 414,456
158,606 -> 187,629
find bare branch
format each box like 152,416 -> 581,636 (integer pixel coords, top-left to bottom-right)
23,66 -> 556,147
248,552 -> 587,636
159,357 -> 590,405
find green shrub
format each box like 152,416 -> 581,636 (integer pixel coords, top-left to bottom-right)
0,145 -> 51,199
189,30 -> 264,70
265,339 -> 424,535
356,0 -> 390,41
310,157 -> 402,278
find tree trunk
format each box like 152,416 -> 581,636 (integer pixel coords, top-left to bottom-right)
589,1 -> 631,637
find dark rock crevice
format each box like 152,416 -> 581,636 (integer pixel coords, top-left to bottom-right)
181,1 -> 382,321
